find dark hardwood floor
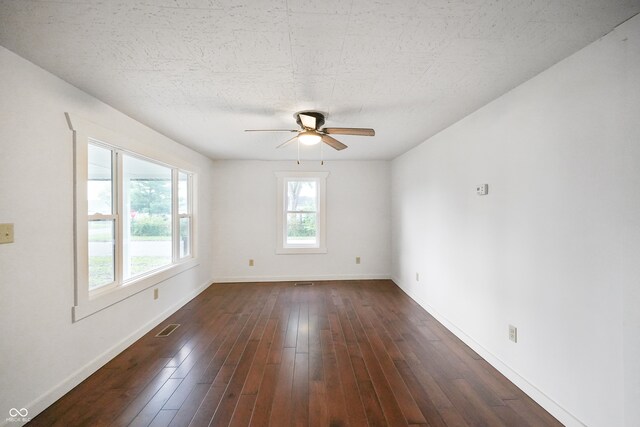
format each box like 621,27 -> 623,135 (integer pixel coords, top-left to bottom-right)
30,280 -> 562,427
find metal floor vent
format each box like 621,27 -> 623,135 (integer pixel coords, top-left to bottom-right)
295,282 -> 314,286
156,324 -> 180,337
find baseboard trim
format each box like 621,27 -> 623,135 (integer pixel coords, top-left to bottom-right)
391,276 -> 586,427
6,279 -> 213,427
212,273 -> 391,283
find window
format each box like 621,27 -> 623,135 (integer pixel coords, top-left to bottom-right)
69,114 -> 197,321
276,172 -> 328,254
121,154 -> 174,280
87,144 -> 115,290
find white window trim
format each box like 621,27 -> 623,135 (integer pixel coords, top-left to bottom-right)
177,171 -> 194,259
275,171 -> 329,254
67,113 -> 199,322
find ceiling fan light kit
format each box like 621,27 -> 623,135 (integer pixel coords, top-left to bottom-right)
298,130 -> 322,146
245,111 -> 375,158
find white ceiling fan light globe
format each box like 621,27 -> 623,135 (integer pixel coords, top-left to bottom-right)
298,130 -> 322,146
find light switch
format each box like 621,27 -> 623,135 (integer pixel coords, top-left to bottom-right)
0,224 -> 14,244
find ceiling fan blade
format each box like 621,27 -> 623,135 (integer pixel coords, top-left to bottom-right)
298,113 -> 317,129
245,129 -> 298,132
321,127 -> 375,136
321,134 -> 347,151
276,135 -> 299,149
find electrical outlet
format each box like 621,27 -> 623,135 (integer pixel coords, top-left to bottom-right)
509,325 -> 517,343
416,272 -> 420,281
154,289 -> 159,300
476,184 -> 489,196
355,256 -> 361,264
249,259 -> 254,267
0,223 -> 14,244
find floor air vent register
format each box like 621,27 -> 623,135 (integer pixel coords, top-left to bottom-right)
155,324 -> 180,337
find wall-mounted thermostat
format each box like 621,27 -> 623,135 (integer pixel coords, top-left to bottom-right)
476,184 -> 489,195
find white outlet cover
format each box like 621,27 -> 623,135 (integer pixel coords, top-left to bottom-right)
476,184 -> 489,195
0,223 -> 14,244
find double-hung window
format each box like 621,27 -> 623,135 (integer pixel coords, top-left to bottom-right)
276,172 -> 328,254
71,114 -> 197,321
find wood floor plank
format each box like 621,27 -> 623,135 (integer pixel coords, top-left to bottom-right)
308,380 -> 328,427
327,310 -> 368,427
343,297 -> 409,426
308,299 -> 324,383
128,378 -> 182,427
296,302 -> 310,354
148,409 -> 178,427
241,318 -> 278,395
320,328 -> 349,427
291,352 -> 310,427
164,315 -> 241,409
111,367 -> 176,427
248,363 -> 278,427
167,383 -> 210,427
284,304 -> 300,348
29,280 -> 562,427
354,301 -> 427,425
228,394 -> 256,427
186,384 -> 226,426
208,339 -> 260,426
440,378 -> 507,427
268,347 -> 296,426
358,379 -> 388,427
505,398 -> 564,426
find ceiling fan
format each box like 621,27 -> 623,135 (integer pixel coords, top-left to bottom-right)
245,111 -> 375,151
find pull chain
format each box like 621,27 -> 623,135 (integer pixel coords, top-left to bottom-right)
320,140 -> 324,165
297,139 -> 300,165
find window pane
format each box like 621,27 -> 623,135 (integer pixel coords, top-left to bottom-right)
179,172 -> 189,214
89,220 -> 114,290
286,213 -> 317,245
287,181 -> 317,211
88,144 -> 112,215
180,217 -> 191,258
123,155 -> 172,279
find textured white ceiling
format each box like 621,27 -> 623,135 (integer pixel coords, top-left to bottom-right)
1,0 -> 639,160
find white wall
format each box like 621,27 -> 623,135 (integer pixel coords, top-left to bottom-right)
211,160 -> 390,282
0,46 -> 215,424
391,15 -> 640,427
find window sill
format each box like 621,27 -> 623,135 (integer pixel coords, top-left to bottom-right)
276,247 -> 328,255
72,258 -> 199,322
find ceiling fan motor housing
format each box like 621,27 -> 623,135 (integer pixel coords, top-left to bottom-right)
295,111 -> 325,130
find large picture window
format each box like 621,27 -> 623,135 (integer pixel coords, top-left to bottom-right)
70,114 -> 197,321
276,171 -> 328,254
